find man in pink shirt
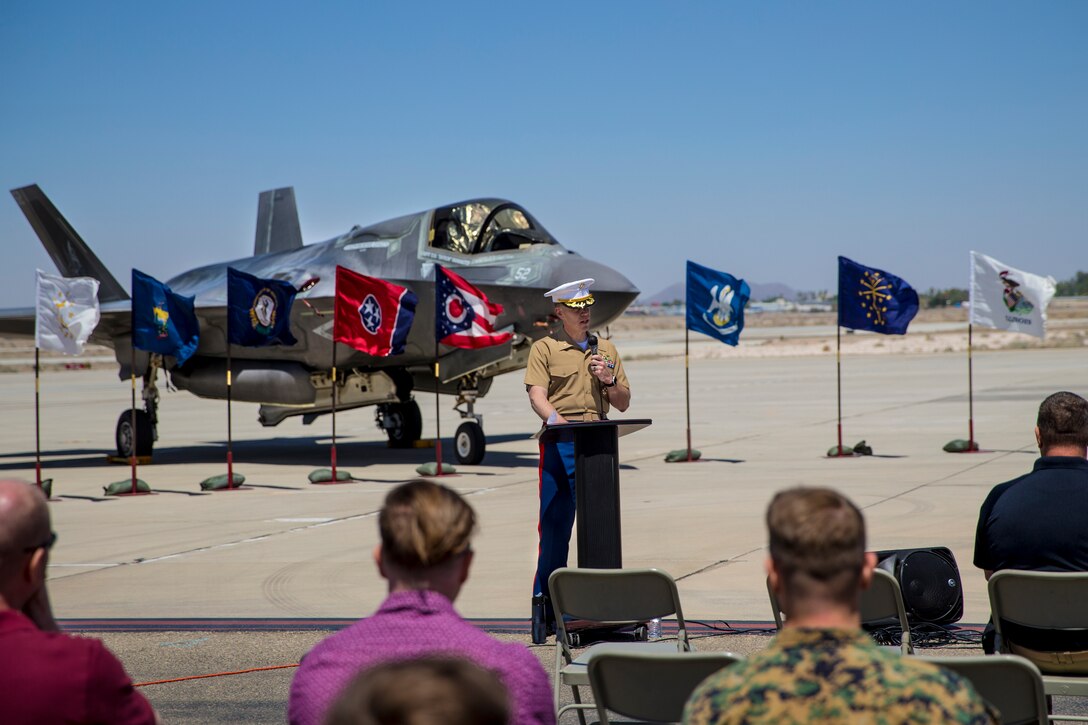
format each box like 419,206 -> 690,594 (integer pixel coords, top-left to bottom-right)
0,479 -> 157,724
288,479 -> 554,725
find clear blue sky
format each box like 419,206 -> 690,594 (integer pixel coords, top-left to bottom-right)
2,1 -> 1085,306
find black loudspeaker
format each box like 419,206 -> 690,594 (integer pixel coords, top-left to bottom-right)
874,547 -> 964,626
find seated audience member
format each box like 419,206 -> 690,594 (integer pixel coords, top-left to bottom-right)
683,487 -> 996,725
974,391 -> 1088,576
974,390 -> 1088,655
0,479 -> 157,725
288,479 -> 553,725
324,656 -> 508,725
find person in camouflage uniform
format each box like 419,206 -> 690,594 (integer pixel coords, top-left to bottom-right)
684,487 -> 997,725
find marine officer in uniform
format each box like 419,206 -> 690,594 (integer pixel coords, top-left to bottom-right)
523,278 -> 631,643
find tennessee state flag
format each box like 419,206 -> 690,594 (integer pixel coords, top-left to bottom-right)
435,265 -> 512,349
334,266 -> 418,356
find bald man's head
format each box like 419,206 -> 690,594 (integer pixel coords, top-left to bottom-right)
0,480 -> 51,586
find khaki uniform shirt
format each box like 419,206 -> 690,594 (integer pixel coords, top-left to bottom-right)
523,329 -> 629,422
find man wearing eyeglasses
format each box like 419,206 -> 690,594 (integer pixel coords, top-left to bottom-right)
0,479 -> 157,724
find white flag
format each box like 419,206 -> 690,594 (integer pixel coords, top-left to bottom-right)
969,252 -> 1056,339
35,269 -> 101,355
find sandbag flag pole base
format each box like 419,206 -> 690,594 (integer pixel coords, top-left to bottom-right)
104,479 -> 153,496
826,440 -> 873,458
201,473 -> 249,491
664,448 -> 702,463
416,461 -> 457,477
943,439 -> 982,453
308,468 -> 355,485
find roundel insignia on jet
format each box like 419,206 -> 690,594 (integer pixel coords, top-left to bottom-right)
359,294 -> 382,334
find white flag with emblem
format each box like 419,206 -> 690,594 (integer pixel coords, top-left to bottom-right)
35,269 -> 101,355
969,251 -> 1056,339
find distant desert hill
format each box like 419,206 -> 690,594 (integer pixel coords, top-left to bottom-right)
641,280 -> 798,304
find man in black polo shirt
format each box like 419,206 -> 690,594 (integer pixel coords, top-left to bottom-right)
973,391 -> 1088,651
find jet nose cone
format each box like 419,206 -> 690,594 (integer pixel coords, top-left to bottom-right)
555,255 -> 639,327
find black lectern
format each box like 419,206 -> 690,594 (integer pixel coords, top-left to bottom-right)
539,419 -> 652,569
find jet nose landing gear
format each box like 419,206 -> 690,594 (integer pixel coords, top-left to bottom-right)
453,383 -> 485,465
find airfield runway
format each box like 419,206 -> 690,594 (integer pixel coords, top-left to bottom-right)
4,331 -> 1088,722
1,334 -> 1084,624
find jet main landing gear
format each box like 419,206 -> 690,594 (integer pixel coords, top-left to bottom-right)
115,359 -> 161,458
377,399 -> 423,448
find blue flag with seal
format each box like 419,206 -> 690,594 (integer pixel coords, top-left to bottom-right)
837,256 -> 919,335
226,268 -> 298,347
132,269 -> 200,364
686,260 -> 750,346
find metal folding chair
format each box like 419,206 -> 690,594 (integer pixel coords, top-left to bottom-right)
767,568 -> 913,654
917,655 -> 1048,725
989,570 -> 1088,721
588,650 -> 743,724
550,567 -> 692,724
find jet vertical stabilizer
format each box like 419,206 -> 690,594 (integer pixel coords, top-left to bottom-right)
254,187 -> 303,256
10,184 -> 129,302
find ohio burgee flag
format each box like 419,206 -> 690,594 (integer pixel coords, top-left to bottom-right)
838,256 -> 919,335
334,266 -> 417,356
227,268 -> 298,347
35,269 -> 100,355
970,251 -> 1056,339
686,260 -> 750,346
132,269 -> 200,365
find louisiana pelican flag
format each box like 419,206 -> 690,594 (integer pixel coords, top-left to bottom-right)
35,269 -> 100,355
686,260 -> 750,346
969,251 -> 1056,339
838,256 -> 919,335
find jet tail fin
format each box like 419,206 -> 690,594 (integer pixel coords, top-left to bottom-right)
10,184 -> 129,302
254,187 -> 303,256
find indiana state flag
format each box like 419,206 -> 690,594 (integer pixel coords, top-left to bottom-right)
227,268 -> 298,347
838,256 -> 919,335
686,260 -> 750,346
132,269 -> 200,364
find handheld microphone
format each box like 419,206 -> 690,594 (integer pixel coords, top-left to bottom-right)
587,333 -> 602,419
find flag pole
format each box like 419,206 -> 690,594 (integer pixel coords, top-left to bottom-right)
968,322 -> 975,449
434,337 -> 443,475
836,323 -> 844,456
34,347 -> 42,489
227,342 -> 234,489
685,326 -> 692,461
130,345 -> 138,494
331,343 -> 338,481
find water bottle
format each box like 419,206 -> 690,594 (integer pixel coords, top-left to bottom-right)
647,617 -> 662,640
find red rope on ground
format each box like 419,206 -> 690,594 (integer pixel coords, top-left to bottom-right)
134,663 -> 299,687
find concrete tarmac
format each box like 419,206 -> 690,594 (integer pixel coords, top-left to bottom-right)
2,341 -> 1086,721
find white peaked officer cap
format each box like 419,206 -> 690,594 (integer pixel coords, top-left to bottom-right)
545,279 -> 596,308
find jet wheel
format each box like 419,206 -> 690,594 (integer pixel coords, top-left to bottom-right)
385,400 -> 423,448
116,409 -> 153,458
454,421 -> 486,465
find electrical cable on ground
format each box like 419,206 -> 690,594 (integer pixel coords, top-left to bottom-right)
134,663 -> 299,687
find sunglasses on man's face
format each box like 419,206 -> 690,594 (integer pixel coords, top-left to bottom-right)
24,531 -> 57,553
